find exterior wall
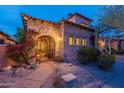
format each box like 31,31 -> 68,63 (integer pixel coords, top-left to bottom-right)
110,40 -> 119,51
0,45 -> 7,67
26,18 -> 63,57
68,16 -> 76,23
68,15 -> 90,25
0,33 -> 16,45
63,23 -> 94,62
0,45 -> 16,67
120,40 -> 124,50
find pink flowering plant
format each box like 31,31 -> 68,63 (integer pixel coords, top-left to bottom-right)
7,28 -> 35,65
7,39 -> 33,65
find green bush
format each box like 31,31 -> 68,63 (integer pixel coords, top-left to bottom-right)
97,54 -> 115,70
77,48 -> 98,64
106,48 -> 119,55
111,48 -> 118,55
29,63 -> 37,70
54,56 -> 63,63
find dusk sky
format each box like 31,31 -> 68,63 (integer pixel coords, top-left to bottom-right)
0,5 -> 102,36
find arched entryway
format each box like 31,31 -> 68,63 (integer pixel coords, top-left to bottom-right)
35,36 -> 55,61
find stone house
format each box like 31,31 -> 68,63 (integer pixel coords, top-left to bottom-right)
21,13 -> 95,62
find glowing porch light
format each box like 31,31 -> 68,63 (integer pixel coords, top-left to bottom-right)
99,41 -> 105,47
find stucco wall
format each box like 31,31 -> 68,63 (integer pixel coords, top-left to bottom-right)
63,23 -> 94,62
68,15 -> 90,25
0,45 -> 7,67
120,40 -> 124,50
110,40 -> 119,51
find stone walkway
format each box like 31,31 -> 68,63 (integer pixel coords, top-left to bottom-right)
0,62 -> 55,88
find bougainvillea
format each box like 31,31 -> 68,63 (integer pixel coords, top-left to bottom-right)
7,29 -> 35,64
7,38 -> 34,65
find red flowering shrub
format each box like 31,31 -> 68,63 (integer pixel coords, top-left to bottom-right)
7,39 -> 33,65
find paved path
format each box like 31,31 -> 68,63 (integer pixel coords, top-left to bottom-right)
11,62 -> 54,88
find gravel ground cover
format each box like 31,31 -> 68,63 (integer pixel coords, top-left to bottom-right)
54,59 -> 124,88
0,58 -> 124,88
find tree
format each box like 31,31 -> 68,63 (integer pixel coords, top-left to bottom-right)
97,6 -> 124,54
16,28 -> 26,44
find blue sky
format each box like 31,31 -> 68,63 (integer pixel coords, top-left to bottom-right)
0,5 -> 101,36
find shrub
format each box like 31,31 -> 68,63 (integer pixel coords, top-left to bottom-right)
54,56 -> 64,63
97,54 -> 115,70
77,48 -> 98,64
6,39 -> 33,65
29,63 -> 37,70
106,48 -> 118,55
111,48 -> 118,55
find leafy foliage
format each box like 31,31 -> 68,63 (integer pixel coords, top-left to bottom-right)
97,6 -> 124,54
7,28 -> 34,65
97,6 -> 124,35
97,54 -> 115,70
16,28 -> 26,44
7,39 -> 33,64
77,48 -> 98,64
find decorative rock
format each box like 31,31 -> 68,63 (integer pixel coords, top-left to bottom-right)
61,73 -> 77,88
29,63 -> 37,70
2,66 -> 12,71
68,63 -> 72,67
21,63 -> 27,68
18,67 -> 25,72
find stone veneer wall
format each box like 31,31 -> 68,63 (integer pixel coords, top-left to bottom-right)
26,18 -> 64,58
63,23 -> 94,62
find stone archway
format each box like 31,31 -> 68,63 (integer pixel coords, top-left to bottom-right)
35,36 -> 55,61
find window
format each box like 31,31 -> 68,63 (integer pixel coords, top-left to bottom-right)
69,36 -> 74,45
0,39 -> 4,44
76,37 -> 80,46
84,39 -> 87,46
82,38 -> 86,46
82,39 -> 85,46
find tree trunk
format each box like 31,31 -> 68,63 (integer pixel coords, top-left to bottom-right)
108,37 -> 112,54
95,30 -> 98,48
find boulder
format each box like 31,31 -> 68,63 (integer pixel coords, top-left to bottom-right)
2,66 -> 12,71
68,63 -> 72,67
61,73 -> 77,88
